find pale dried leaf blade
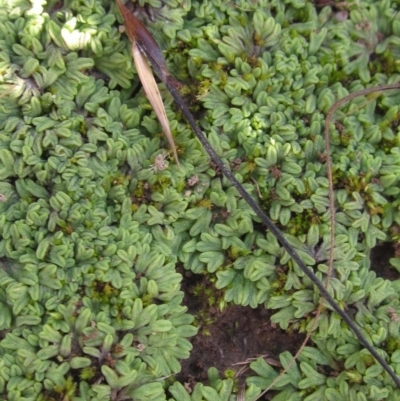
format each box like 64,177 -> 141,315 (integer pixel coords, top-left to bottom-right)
132,42 -> 180,168
116,0 -> 180,168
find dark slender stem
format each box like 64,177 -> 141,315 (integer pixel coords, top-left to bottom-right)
165,77 -> 400,389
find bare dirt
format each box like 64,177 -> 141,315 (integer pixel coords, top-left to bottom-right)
176,268 -> 305,393
370,242 -> 400,280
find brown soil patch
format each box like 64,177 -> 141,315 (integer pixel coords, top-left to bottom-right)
177,269 -> 305,389
370,242 -> 400,280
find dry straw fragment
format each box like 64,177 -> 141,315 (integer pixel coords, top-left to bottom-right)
115,0 -> 180,168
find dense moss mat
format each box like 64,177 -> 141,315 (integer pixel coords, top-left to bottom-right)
1,0 -> 400,400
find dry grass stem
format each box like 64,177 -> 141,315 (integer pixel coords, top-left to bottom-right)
116,0 -> 180,168
132,42 -> 180,168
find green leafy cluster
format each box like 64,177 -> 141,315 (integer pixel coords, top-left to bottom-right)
0,0 -> 199,399
248,347 -> 399,401
176,0 -> 400,397
1,0 -> 400,399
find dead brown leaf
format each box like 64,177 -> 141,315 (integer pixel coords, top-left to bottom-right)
116,0 -> 180,168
